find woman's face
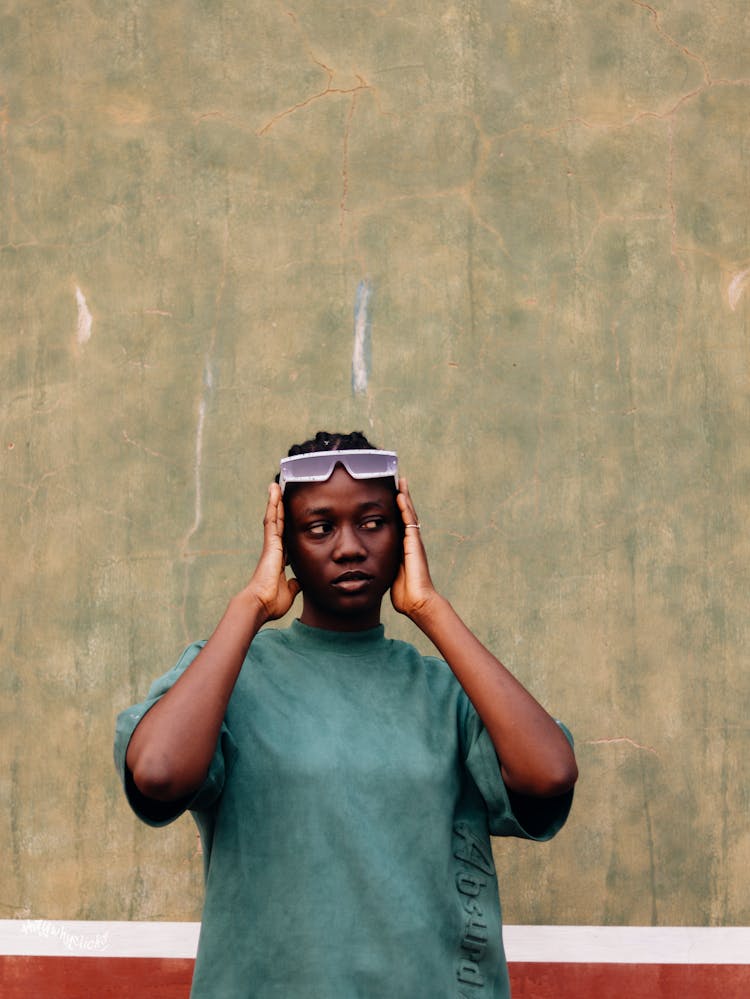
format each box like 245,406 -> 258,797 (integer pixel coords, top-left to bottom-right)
283,464 -> 402,631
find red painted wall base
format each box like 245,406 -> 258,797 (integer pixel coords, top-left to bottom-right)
510,962 -> 750,998
0,956 -> 194,999
2,956 -> 750,998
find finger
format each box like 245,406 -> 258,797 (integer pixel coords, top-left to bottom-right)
397,478 -> 416,518
397,479 -> 421,535
263,483 -> 284,543
263,484 -> 277,525
273,484 -> 290,560
398,478 -> 417,511
272,483 -> 286,530
268,481 -> 283,512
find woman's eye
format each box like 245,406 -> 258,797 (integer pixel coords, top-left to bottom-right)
361,518 -> 383,531
308,523 -> 332,536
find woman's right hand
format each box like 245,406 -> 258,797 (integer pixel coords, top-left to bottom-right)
127,483 -> 300,804
241,483 -> 301,623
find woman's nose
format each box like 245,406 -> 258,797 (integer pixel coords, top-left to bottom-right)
333,524 -> 366,560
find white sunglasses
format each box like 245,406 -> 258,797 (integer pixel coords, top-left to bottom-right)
279,449 -> 399,495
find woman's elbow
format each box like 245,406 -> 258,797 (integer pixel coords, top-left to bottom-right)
544,757 -> 578,797
505,757 -> 578,798
129,751 -> 192,803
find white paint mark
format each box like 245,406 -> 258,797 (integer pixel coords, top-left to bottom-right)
75,286 -> 92,345
194,360 -> 214,537
586,736 -> 658,755
728,267 -> 750,311
187,359 -> 212,542
352,279 -> 372,395
191,400 -> 207,535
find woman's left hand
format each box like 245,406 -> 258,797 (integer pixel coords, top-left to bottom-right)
390,483 -> 578,799
390,478 -> 440,621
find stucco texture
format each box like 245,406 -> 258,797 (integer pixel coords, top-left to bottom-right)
2,1 -> 749,927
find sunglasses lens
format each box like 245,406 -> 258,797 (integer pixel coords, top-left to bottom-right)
283,453 -> 336,482
343,453 -> 396,478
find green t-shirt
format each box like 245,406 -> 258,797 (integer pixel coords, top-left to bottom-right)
115,620 -> 573,998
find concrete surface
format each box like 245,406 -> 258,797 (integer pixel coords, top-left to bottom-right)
1,1 -> 749,925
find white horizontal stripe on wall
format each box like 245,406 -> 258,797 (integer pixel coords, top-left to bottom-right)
0,921 -> 199,959
1,921 -> 748,964
502,925 -> 750,964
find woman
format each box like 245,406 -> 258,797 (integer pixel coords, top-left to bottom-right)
115,430 -> 577,998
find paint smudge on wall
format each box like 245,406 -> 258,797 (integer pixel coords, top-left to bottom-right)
727,267 -> 750,311
75,286 -> 92,345
352,279 -> 372,395
188,357 -> 213,543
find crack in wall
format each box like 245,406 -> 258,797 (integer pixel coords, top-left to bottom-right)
586,736 -> 659,756
257,5 -> 373,137
121,430 -> 167,461
339,91 -> 359,242
631,0 -> 712,86
257,72 -> 371,138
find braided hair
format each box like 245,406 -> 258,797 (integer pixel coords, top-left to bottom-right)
285,430 -> 378,457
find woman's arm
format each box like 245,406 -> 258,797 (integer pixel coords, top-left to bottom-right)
390,479 -> 577,799
125,484 -> 300,802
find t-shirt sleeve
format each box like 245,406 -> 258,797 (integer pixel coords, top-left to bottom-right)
113,642 -> 238,827
462,700 -> 574,840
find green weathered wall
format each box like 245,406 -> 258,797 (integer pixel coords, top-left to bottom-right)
2,1 -> 749,926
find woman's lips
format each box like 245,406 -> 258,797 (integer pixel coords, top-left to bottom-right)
332,571 -> 372,592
